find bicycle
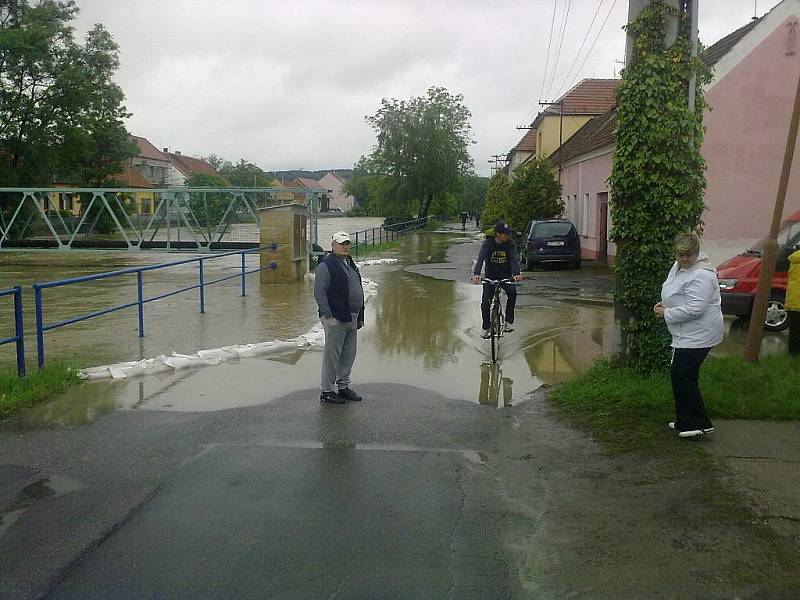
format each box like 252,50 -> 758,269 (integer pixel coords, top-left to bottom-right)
481,278 -> 517,363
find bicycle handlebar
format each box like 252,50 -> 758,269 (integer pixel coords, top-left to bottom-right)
480,277 -> 518,285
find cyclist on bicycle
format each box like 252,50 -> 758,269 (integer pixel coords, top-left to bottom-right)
470,220 -> 523,339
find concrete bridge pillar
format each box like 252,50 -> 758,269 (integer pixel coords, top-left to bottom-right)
258,204 -> 309,283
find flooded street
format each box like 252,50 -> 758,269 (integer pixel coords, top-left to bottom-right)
2,227 -> 791,427
0,216 -> 384,371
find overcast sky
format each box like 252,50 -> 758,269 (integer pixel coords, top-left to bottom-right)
72,0 -> 781,177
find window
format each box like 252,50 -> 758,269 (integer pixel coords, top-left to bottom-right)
140,199 -> 151,214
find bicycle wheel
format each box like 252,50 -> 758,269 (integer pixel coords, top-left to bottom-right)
490,302 -> 501,362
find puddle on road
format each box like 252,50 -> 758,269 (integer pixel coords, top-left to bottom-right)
0,472 -> 83,539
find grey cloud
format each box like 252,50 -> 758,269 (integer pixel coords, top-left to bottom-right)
74,0 -> 782,175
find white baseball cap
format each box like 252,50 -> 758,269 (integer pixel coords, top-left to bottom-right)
331,231 -> 351,244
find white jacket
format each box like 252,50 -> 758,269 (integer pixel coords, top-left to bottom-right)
660,254 -> 724,349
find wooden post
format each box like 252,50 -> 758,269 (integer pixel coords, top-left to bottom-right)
743,69 -> 800,362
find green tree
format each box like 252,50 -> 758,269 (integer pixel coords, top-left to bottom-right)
360,86 -> 473,218
186,173 -> 229,226
342,158 -> 395,217
480,171 -> 511,230
0,1 -> 135,186
481,160 -> 561,233
219,159 -> 273,187
458,175 -> 489,217
506,159 -> 562,231
609,0 -> 710,372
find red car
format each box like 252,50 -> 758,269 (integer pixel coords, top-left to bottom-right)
716,210 -> 800,331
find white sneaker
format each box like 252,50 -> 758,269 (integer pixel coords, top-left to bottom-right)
678,429 -> 705,438
503,323 -> 514,333
668,422 -> 676,430
481,329 -> 491,339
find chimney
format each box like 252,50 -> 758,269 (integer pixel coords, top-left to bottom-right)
175,151 -> 181,156
163,147 -> 169,153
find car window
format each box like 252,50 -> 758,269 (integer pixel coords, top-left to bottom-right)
532,222 -> 573,237
777,220 -> 800,248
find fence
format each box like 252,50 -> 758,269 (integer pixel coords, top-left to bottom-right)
31,246 -> 277,369
4,216 -> 437,375
0,287 -> 25,376
349,216 -> 433,258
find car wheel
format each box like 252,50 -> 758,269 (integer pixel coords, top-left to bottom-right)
764,293 -> 789,332
572,257 -> 581,270
526,256 -> 535,271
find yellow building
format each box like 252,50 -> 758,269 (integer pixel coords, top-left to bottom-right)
510,79 -> 620,174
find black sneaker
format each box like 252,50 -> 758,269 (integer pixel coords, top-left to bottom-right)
338,388 -> 362,402
320,391 -> 345,404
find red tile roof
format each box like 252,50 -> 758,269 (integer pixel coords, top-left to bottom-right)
166,152 -> 228,183
130,135 -> 170,162
543,78 -> 620,117
295,177 -> 323,189
513,128 -> 537,153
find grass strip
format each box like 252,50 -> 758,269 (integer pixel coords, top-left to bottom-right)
0,361 -> 81,420
549,354 -> 800,450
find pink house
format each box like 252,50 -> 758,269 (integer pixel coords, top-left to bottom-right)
550,0 -> 800,266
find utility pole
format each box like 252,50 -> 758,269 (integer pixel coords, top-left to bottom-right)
687,0 -> 700,117
625,0 -> 681,65
539,100 -> 564,181
489,154 -> 506,175
743,70 -> 800,362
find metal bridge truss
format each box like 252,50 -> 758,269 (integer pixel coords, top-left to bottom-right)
0,187 -> 323,251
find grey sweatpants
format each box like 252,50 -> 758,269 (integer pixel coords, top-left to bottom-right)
320,313 -> 359,392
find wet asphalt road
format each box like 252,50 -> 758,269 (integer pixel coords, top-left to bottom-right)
1,233 -> 796,599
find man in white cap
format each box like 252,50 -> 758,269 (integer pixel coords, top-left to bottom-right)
313,231 -> 365,404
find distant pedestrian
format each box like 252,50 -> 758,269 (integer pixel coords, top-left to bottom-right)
460,212 -> 468,230
654,233 -> 723,439
475,212 -> 480,229
786,248 -> 800,355
314,231 -> 365,404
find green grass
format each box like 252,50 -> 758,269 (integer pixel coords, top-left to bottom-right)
0,361 -> 81,420
352,240 -> 401,259
549,354 -> 800,449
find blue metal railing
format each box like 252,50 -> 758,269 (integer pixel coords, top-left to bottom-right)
350,216 -> 433,258
0,286 -> 26,376
31,246 -> 278,369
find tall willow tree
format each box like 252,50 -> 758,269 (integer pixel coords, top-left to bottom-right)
361,86 -> 474,219
609,0 -> 711,371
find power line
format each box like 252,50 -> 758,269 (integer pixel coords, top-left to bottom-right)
539,0 -> 560,104
546,0 -> 573,100
555,0 -> 619,100
554,0 -> 606,99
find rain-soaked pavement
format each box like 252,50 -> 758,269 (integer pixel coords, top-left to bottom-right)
1,227 -> 797,598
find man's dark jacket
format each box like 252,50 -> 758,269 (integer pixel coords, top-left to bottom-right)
319,253 -> 365,323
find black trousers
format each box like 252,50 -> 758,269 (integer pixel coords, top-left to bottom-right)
788,311 -> 800,356
671,347 -> 713,432
481,282 -> 517,330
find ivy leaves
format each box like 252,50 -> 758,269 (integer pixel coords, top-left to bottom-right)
609,0 -> 710,372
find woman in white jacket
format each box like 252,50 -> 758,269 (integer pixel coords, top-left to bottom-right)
654,233 -> 724,438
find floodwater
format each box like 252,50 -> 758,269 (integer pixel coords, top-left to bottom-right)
0,216 -> 384,370
1,227 -> 791,428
